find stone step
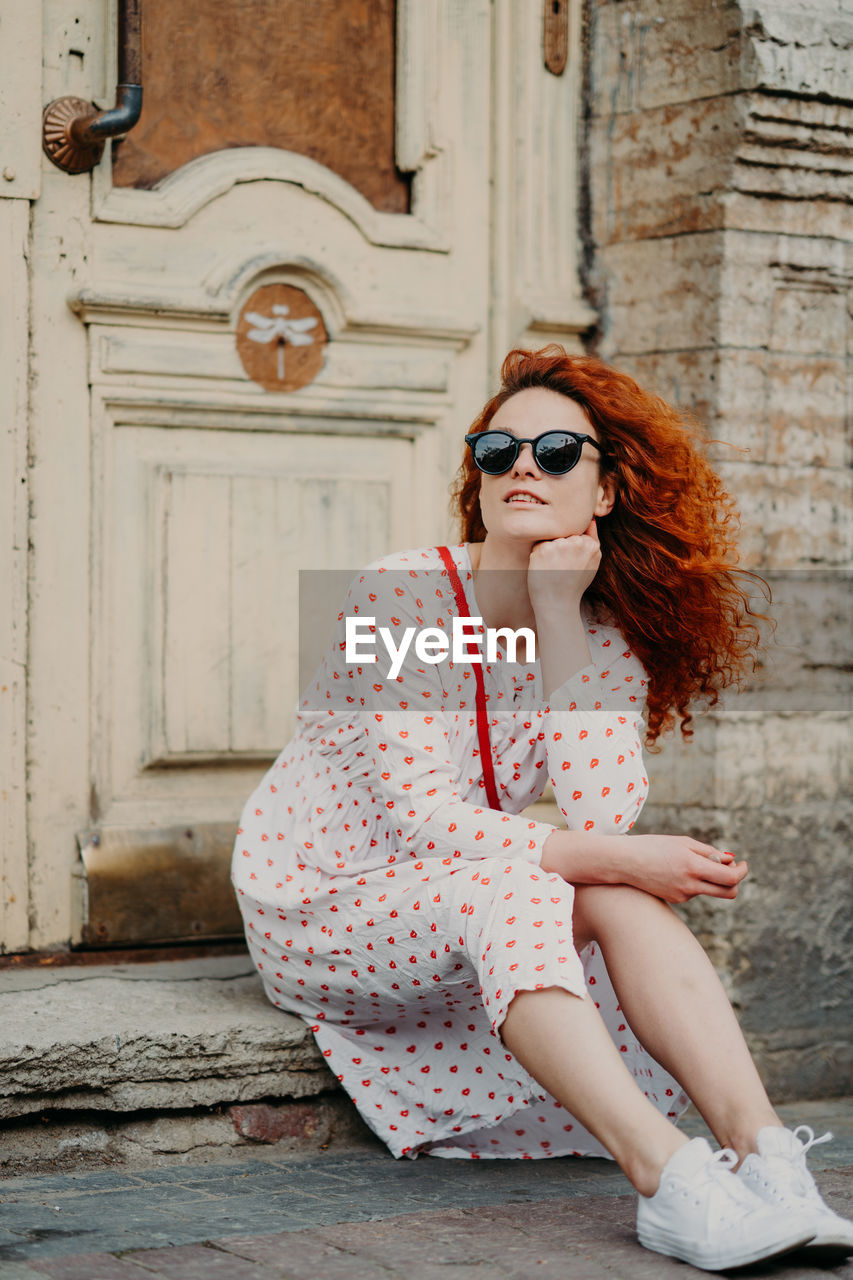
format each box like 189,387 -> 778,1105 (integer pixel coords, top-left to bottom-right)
0,954 -> 378,1173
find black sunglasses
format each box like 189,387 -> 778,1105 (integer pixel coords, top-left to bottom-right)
465,429 -> 604,476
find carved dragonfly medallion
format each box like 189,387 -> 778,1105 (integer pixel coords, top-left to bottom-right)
236,284 -> 328,391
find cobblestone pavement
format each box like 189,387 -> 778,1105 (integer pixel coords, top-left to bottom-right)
0,1101 -> 851,1279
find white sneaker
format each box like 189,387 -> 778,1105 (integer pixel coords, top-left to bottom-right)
637,1137 -> 815,1272
737,1125 -> 853,1257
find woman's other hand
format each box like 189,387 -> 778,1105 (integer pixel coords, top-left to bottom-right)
527,518 -> 601,619
540,830 -> 746,904
622,834 -> 748,903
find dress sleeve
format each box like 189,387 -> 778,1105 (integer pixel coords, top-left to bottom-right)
344,566 -> 556,866
541,631 -> 650,836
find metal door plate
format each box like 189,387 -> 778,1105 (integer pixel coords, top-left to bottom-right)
76,823 -> 244,947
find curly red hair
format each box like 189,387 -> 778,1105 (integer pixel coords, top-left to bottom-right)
450,346 -> 771,746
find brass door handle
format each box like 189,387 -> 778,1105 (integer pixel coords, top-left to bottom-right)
43,0 -> 142,174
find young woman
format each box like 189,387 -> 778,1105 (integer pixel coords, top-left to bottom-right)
232,347 -> 852,1271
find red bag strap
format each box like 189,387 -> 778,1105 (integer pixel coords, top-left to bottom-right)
437,545 -> 501,812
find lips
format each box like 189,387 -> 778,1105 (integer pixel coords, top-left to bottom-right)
505,490 -> 547,505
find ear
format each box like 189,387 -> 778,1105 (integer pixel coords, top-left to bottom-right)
594,472 -> 616,519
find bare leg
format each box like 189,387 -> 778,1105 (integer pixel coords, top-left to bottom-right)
572,884 -> 781,1161
501,986 -> 688,1195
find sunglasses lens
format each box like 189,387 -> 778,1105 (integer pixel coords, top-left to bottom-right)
534,432 -> 582,474
471,432 -> 518,474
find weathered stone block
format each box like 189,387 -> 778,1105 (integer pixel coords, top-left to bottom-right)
714,348 -> 850,468
758,355 -> 845,471
722,188 -> 853,240
719,712 -> 848,805
644,719 -> 718,809
604,349 -> 723,433
591,0 -> 853,107
710,714 -> 772,809
737,93 -> 853,201
598,233 -> 726,355
588,96 -> 738,244
590,0 -> 744,114
646,707 -> 848,814
722,798 -> 853,1097
0,955 -> 334,1121
587,0 -> 852,1106
764,716 -> 849,805
735,145 -> 853,204
714,458 -> 850,567
718,231 -> 851,357
742,3 -> 853,99
0,1093 -> 378,1174
590,91 -> 852,245
229,1099 -> 331,1144
768,280 -> 849,360
732,567 -> 853,713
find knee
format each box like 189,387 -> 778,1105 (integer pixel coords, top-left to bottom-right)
572,883 -> 668,951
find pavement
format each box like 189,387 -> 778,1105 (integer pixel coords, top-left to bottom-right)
1,1100 -> 852,1279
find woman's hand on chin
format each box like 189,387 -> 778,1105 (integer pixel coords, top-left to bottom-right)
527,518 -> 601,618
621,834 -> 748,903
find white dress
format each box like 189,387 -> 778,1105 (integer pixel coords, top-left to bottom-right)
231,543 -> 690,1159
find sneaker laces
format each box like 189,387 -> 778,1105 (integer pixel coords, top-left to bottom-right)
707,1147 -> 768,1223
754,1126 -> 834,1208
792,1125 -> 833,1158
782,1127 -> 833,1201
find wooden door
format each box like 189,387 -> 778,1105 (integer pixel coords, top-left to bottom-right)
5,0 -> 592,951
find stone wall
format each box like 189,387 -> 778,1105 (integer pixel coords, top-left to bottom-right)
583,0 -> 852,1097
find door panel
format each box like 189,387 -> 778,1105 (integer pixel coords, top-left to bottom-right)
17,0 -> 591,949
46,0 -> 492,948
96,418 -> 416,829
111,0 -> 409,212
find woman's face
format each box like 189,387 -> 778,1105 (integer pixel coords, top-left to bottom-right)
477,387 -> 616,542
